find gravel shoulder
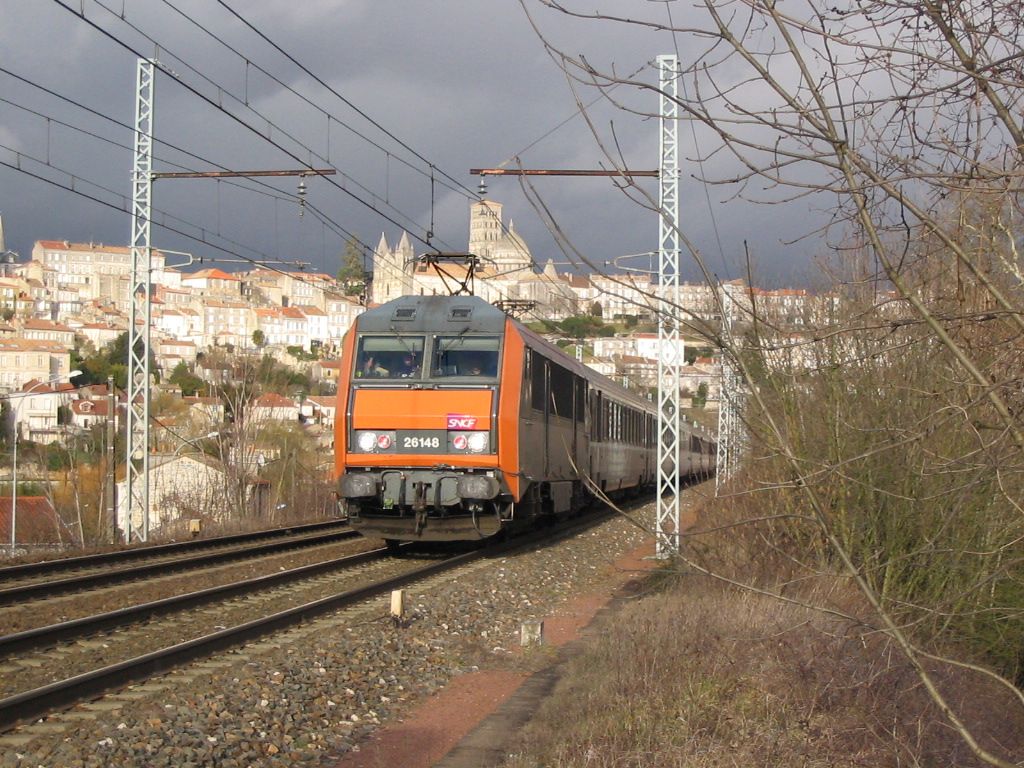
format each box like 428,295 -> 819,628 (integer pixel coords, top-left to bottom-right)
334,529 -> 663,768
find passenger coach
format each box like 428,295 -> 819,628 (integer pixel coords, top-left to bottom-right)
334,295 -> 712,544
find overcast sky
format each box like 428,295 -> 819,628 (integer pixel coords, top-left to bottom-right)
0,1 -> 823,287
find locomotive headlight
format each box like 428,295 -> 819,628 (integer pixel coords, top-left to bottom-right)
376,433 -> 394,450
356,432 -> 377,452
466,432 -> 489,453
452,434 -> 469,450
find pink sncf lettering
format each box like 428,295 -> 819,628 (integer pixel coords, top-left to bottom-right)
447,414 -> 478,430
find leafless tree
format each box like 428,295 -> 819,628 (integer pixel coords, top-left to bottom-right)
522,1 -> 1024,763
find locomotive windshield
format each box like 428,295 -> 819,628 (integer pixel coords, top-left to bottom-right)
433,335 -> 500,378
355,335 -> 425,379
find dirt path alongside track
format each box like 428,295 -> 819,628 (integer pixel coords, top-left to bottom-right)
333,539 -> 663,768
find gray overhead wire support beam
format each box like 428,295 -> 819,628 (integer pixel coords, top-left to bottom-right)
656,54 -> 682,559
126,57 -> 154,543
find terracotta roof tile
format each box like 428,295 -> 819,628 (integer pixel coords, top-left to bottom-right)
253,392 -> 297,409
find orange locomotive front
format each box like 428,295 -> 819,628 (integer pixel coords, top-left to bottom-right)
334,296 -> 523,542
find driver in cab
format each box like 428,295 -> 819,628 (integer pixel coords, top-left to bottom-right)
461,353 -> 487,376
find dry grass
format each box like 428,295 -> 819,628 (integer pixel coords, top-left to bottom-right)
504,572 -> 1024,767
502,490 -> 1024,768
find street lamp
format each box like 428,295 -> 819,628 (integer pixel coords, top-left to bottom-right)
9,370 -> 81,556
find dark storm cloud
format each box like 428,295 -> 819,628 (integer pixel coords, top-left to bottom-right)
0,1 -> 816,285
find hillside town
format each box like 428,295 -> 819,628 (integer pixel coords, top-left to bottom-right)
0,200 -> 831,547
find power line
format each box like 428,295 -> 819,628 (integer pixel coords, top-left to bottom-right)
52,0 -> 459,253
24,2 -> 659,339
1,72 -> 559,333
0,139 -> 340,279
0,153 -> 354,295
208,0 -> 480,201
44,0 -> 653,332
663,1 -> 728,277
0,64 -> 375,255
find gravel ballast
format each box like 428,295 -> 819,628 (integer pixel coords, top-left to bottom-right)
0,503 -> 662,767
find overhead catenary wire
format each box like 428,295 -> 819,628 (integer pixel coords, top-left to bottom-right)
0,79 -> 567,333
0,141 -> 343,285
0,154 -> 356,296
20,1 -> 673,354
208,0 -> 481,202
0,100 -> 366,255
663,0 -> 728,277
0,64 -> 375,256
2,123 -> 652,392
51,0 -> 460,253
34,0 -> 643,335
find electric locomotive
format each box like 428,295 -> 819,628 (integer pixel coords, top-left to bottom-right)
334,295 -> 713,544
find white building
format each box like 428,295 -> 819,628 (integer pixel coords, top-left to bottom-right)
202,299 -> 251,348
324,293 -> 363,348
75,323 -> 123,351
153,309 -> 201,345
303,395 -> 337,429
249,393 -> 300,423
296,305 -> 329,348
0,339 -> 72,393
592,333 -> 686,365
5,380 -> 76,445
19,318 -> 75,347
180,268 -> 242,297
31,240 -> 172,310
116,453 -> 231,534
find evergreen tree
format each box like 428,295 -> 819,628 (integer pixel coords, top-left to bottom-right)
336,237 -> 367,297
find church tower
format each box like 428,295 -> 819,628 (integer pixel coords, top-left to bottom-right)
468,200 -> 503,259
370,231 -> 414,305
468,200 -> 533,277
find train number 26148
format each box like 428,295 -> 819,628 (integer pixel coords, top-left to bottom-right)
403,436 -> 440,449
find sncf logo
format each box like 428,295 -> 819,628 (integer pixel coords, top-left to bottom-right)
447,414 -> 478,430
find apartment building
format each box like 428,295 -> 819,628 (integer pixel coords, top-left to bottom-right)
73,323 -> 122,351
324,294 -> 362,346
250,392 -> 299,423
19,318 -> 75,347
7,379 -> 76,444
181,268 -> 242,297
0,339 -> 71,392
295,305 -> 328,347
590,273 -> 656,320
31,241 -> 171,309
202,299 -> 251,347
0,278 -> 24,312
592,333 -> 686,364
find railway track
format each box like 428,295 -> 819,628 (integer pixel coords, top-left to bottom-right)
0,543 -> 470,730
0,519 -> 349,580
0,508 -> 616,735
0,520 -> 356,607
